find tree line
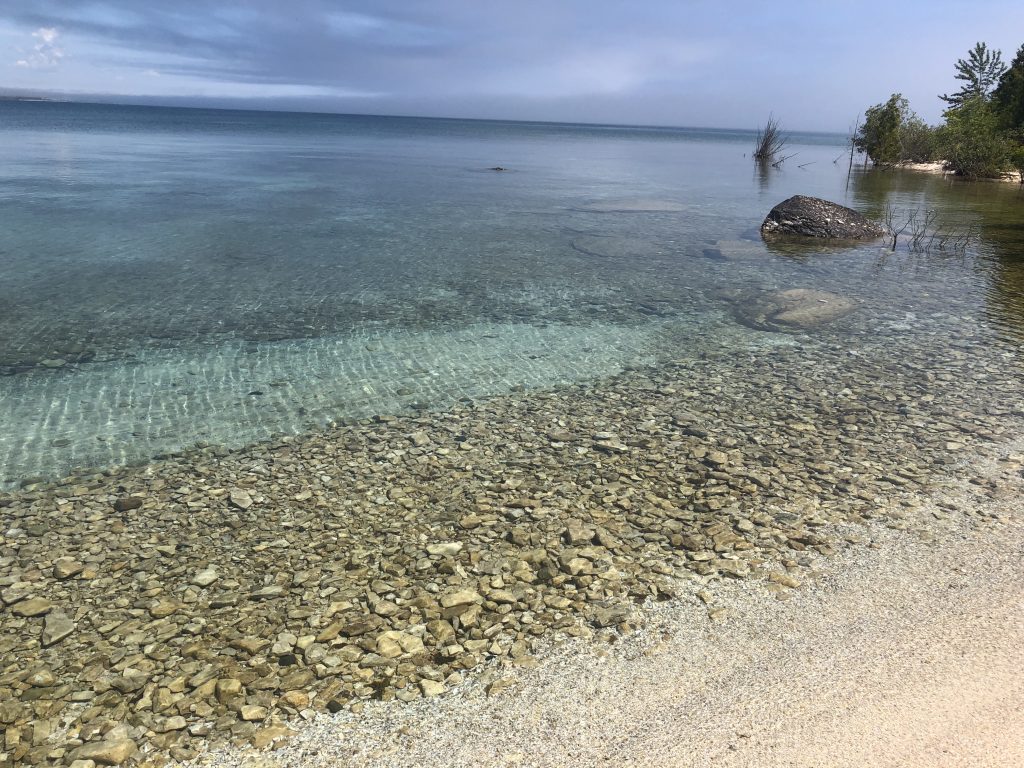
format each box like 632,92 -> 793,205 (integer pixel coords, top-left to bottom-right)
854,42 -> 1024,180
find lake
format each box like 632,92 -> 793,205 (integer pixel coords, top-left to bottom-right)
1,101 -> 1022,489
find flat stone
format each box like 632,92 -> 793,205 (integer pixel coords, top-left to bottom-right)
440,589 -> 482,609
250,586 -> 285,600
715,559 -> 752,578
589,603 -> 631,628
426,542 -> 464,557
112,497 -> 142,512
239,705 -> 268,722
229,489 -> 254,510
73,739 -> 138,766
419,680 -> 446,697
41,612 -> 76,647
375,634 -> 404,659
13,598 -> 52,617
149,600 -> 180,619
705,450 -> 729,466
458,514 -> 482,529
157,716 -> 187,732
215,678 -> 243,704
562,520 -> 595,545
191,568 -> 219,587
27,668 -> 56,687
53,559 -> 84,580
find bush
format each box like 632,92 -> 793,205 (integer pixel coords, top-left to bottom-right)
937,97 -> 1012,178
854,94 -> 937,165
900,117 -> 938,162
1010,145 -> 1024,181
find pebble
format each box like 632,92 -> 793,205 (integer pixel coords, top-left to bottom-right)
192,567 -> 220,587
0,328 -> 1020,767
229,489 -> 254,510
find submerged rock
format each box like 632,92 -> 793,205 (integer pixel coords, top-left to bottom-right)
733,288 -> 856,332
577,198 -> 687,213
571,235 -> 673,260
761,195 -> 885,240
702,239 -> 770,262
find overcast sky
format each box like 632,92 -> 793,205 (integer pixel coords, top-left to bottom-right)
2,1 -> 1023,131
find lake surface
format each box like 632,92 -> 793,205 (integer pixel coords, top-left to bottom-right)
1,102 -> 1023,488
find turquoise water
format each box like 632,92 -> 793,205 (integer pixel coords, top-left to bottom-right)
1,102 -> 1023,487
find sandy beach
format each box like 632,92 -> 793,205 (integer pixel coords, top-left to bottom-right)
192,444 -> 1024,768
898,160 -> 1023,184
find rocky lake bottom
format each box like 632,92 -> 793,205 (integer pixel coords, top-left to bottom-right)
4,105 -> 1024,767
2,316 -> 1023,767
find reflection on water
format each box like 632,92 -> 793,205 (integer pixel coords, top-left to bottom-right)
2,102 -> 1024,488
849,167 -> 1024,343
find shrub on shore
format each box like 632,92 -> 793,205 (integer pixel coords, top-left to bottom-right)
937,96 -> 1012,179
853,94 -> 937,165
856,41 -> 1024,179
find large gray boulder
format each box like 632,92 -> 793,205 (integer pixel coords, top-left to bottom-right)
761,195 -> 885,240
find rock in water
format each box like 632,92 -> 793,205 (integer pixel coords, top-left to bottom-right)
41,612 -> 76,647
733,288 -> 856,332
761,195 -> 885,240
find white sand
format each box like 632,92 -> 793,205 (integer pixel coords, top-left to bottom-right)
898,160 -> 1023,184
190,450 -> 1024,768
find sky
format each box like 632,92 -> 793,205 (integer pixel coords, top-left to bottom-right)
2,1 -> 1023,131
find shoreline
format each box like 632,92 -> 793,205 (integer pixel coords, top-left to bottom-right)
193,445 -> 1024,768
3,324 -> 1023,767
896,159 -> 1023,184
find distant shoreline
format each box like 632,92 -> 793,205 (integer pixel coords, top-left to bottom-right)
896,159 -> 1023,184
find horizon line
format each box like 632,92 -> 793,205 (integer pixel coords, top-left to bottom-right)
0,91 -> 851,137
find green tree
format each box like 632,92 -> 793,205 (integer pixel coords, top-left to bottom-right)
854,94 -> 936,165
936,96 -> 1011,178
992,43 -> 1024,131
940,42 -> 1007,107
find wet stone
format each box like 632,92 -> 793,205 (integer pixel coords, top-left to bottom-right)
41,613 -> 76,647
13,598 -> 52,617
0,318 -> 1020,767
112,497 -> 142,513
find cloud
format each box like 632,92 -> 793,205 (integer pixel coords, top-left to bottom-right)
5,1 -> 1024,129
15,26 -> 64,69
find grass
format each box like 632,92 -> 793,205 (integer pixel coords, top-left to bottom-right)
753,115 -> 789,165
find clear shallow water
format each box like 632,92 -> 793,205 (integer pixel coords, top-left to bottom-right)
2,102 -> 1023,487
